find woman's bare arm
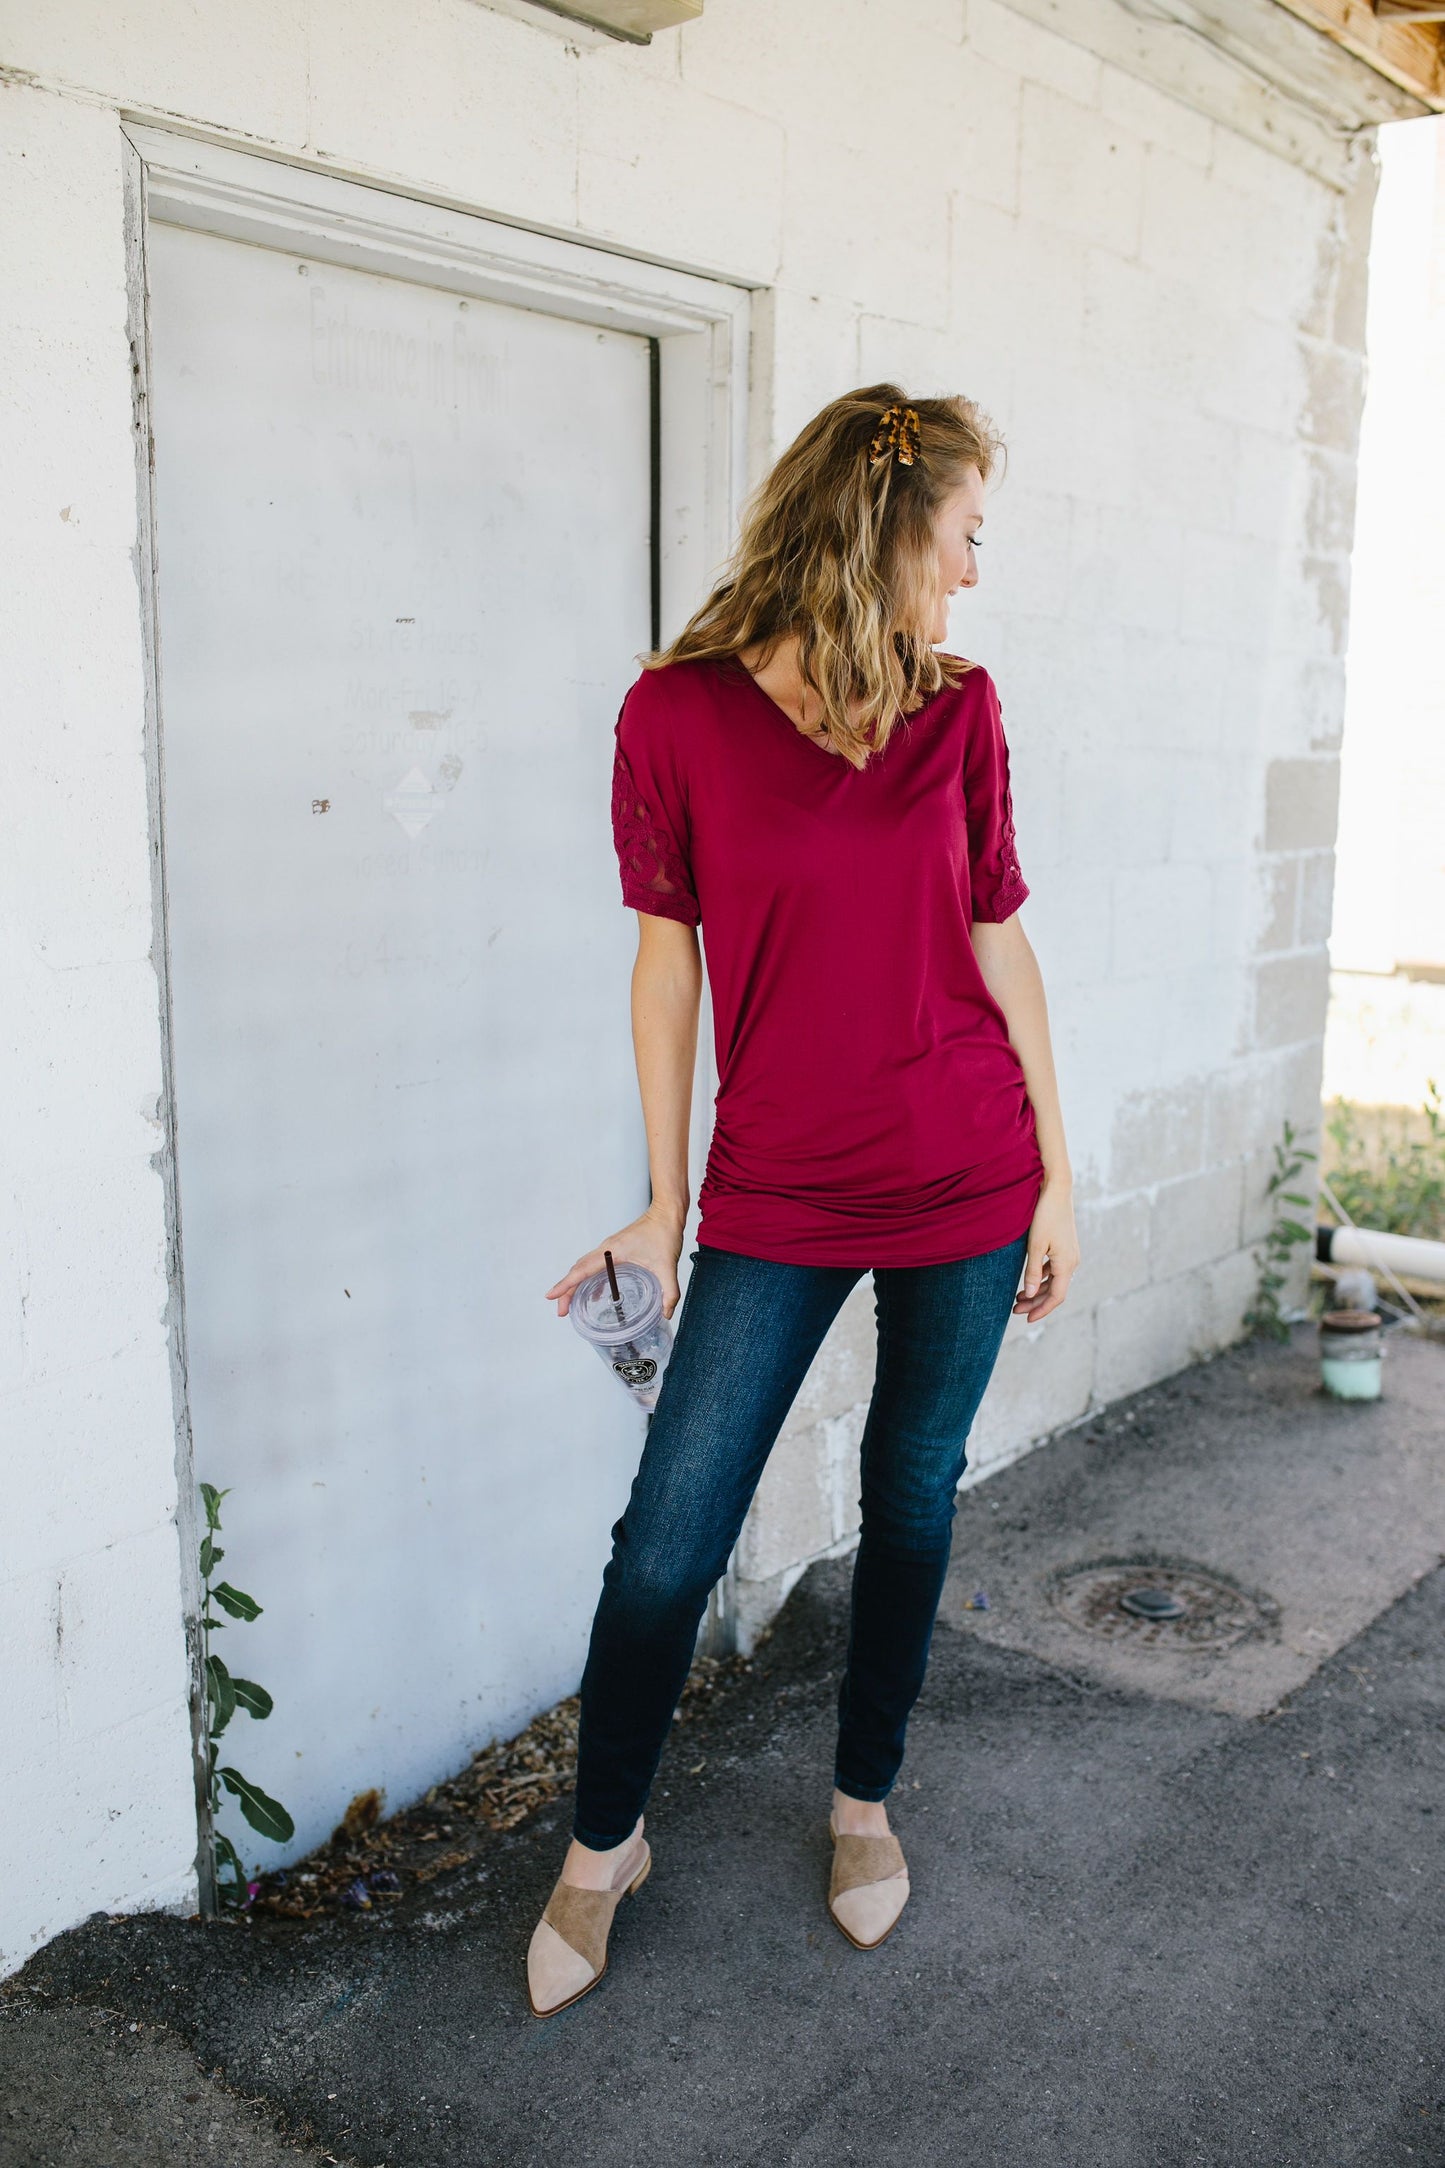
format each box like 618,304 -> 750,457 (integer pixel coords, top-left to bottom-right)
544,912 -> 703,1319
970,913 -> 1080,1321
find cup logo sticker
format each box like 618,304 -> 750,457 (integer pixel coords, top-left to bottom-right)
613,1357 -> 658,1385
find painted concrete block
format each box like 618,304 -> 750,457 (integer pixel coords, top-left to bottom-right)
681,0 -> 965,149
578,57 -> 785,277
779,128 -> 951,326
952,53 -> 1025,217
1257,856 -> 1299,954
1241,1144 -> 1285,1246
735,1283 -> 874,1583
1002,355 -> 1133,509
1297,851 -> 1336,947
1230,425 -> 1301,546
4,1356 -> 179,1580
1111,863 -> 1213,982
1207,1056 -> 1290,1165
0,1571 -> 63,1746
968,1306 -> 1095,1468
4,957 -> 163,1165
1066,501 -> 1185,637
967,0 -> 1102,108
1253,949 -> 1332,1052
1177,529 -> 1286,652
1140,145 -> 1318,327
1057,749 -> 1174,870
1,562 -> 156,970
758,287 -> 862,454
10,1156 -> 168,1382
1299,339 -> 1368,457
856,311 -> 978,407
1199,315 -> 1298,438
1109,1078 -> 1207,1190
1080,250 -> 1215,416
1169,757 -> 1259,870
1099,63 -> 1212,167
734,1420 -> 838,1586
0,139 -> 137,553
1150,1162 -> 1244,1280
0,1696 -> 197,1977
1023,866 -> 1113,991
730,1558 -> 815,1656
1265,759 -> 1342,852
1075,1192 -> 1150,1305
1019,85 -> 1145,259
1270,553 -> 1352,668
1310,151 -> 1377,354
1094,1272 -> 1207,1403
53,1524 -> 189,1742
1200,1245 -> 1260,1348
308,0 -> 581,230
1305,447 -> 1358,558
964,487 -> 1074,634
0,0 -> 308,146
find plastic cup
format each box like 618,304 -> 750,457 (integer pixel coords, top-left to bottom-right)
569,1260 -> 674,1413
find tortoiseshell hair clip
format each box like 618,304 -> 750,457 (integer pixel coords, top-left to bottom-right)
867,402 -> 922,467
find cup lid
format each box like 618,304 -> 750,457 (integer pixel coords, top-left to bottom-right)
569,1260 -> 664,1344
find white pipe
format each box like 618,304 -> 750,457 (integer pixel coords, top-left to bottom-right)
1321,1223 -> 1445,1289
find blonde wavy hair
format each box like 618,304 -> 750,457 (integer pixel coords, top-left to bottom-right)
646,382 -> 1003,771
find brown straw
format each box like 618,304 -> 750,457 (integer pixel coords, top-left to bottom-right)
603,1248 -> 626,1328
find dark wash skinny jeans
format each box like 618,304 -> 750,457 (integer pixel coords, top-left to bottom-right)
573,1232 -> 1028,1850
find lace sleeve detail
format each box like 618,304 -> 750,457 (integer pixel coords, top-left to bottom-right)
965,673 -> 1029,924
986,771 -> 1028,921
611,741 -> 700,927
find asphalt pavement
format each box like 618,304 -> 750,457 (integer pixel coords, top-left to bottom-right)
5,1323 -> 1443,2168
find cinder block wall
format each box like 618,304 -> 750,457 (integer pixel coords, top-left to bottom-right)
1,0 -> 1373,1960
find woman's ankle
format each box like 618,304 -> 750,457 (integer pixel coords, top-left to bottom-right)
831,1788 -> 890,1837
561,1818 -> 645,1888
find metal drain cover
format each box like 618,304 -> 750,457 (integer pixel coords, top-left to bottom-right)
1119,1584 -> 1186,1621
1047,1557 -> 1277,1652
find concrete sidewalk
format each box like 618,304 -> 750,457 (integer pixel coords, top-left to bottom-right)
5,1324 -> 1443,2168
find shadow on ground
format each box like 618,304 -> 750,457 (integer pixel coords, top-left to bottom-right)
6,1325 -> 1444,2168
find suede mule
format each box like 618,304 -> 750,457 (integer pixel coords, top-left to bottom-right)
827,1819 -> 909,1950
526,1837 -> 652,2017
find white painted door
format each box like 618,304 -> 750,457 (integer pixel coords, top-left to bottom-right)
148,222 -> 654,1862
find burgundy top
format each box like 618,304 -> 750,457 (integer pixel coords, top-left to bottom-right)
609,654 -> 1043,1267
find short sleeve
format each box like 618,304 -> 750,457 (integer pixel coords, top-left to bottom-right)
610,673 -> 701,928
963,671 -> 1028,924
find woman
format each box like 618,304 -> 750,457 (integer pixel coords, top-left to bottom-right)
530,385 -> 1078,2018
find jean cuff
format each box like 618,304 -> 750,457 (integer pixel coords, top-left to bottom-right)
832,1775 -> 894,1804
571,1817 -> 640,1852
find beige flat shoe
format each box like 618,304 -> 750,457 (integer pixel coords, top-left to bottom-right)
526,1837 -> 652,2018
827,1817 -> 909,1951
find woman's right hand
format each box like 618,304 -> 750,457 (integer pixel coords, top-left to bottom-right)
543,1204 -> 686,1321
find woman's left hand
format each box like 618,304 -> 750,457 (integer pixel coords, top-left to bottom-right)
1015,1176 -> 1080,1322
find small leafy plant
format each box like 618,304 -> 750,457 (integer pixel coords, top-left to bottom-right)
200,1483 -> 294,1905
1244,1118 -> 1318,1342
1324,1080 -> 1445,1242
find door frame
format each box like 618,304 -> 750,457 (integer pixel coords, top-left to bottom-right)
122,126 -> 751,1903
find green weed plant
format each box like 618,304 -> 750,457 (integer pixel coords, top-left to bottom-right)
1244,1118 -> 1317,1342
199,1483 -> 295,1904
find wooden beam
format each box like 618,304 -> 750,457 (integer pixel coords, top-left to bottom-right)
1271,0 -> 1445,104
